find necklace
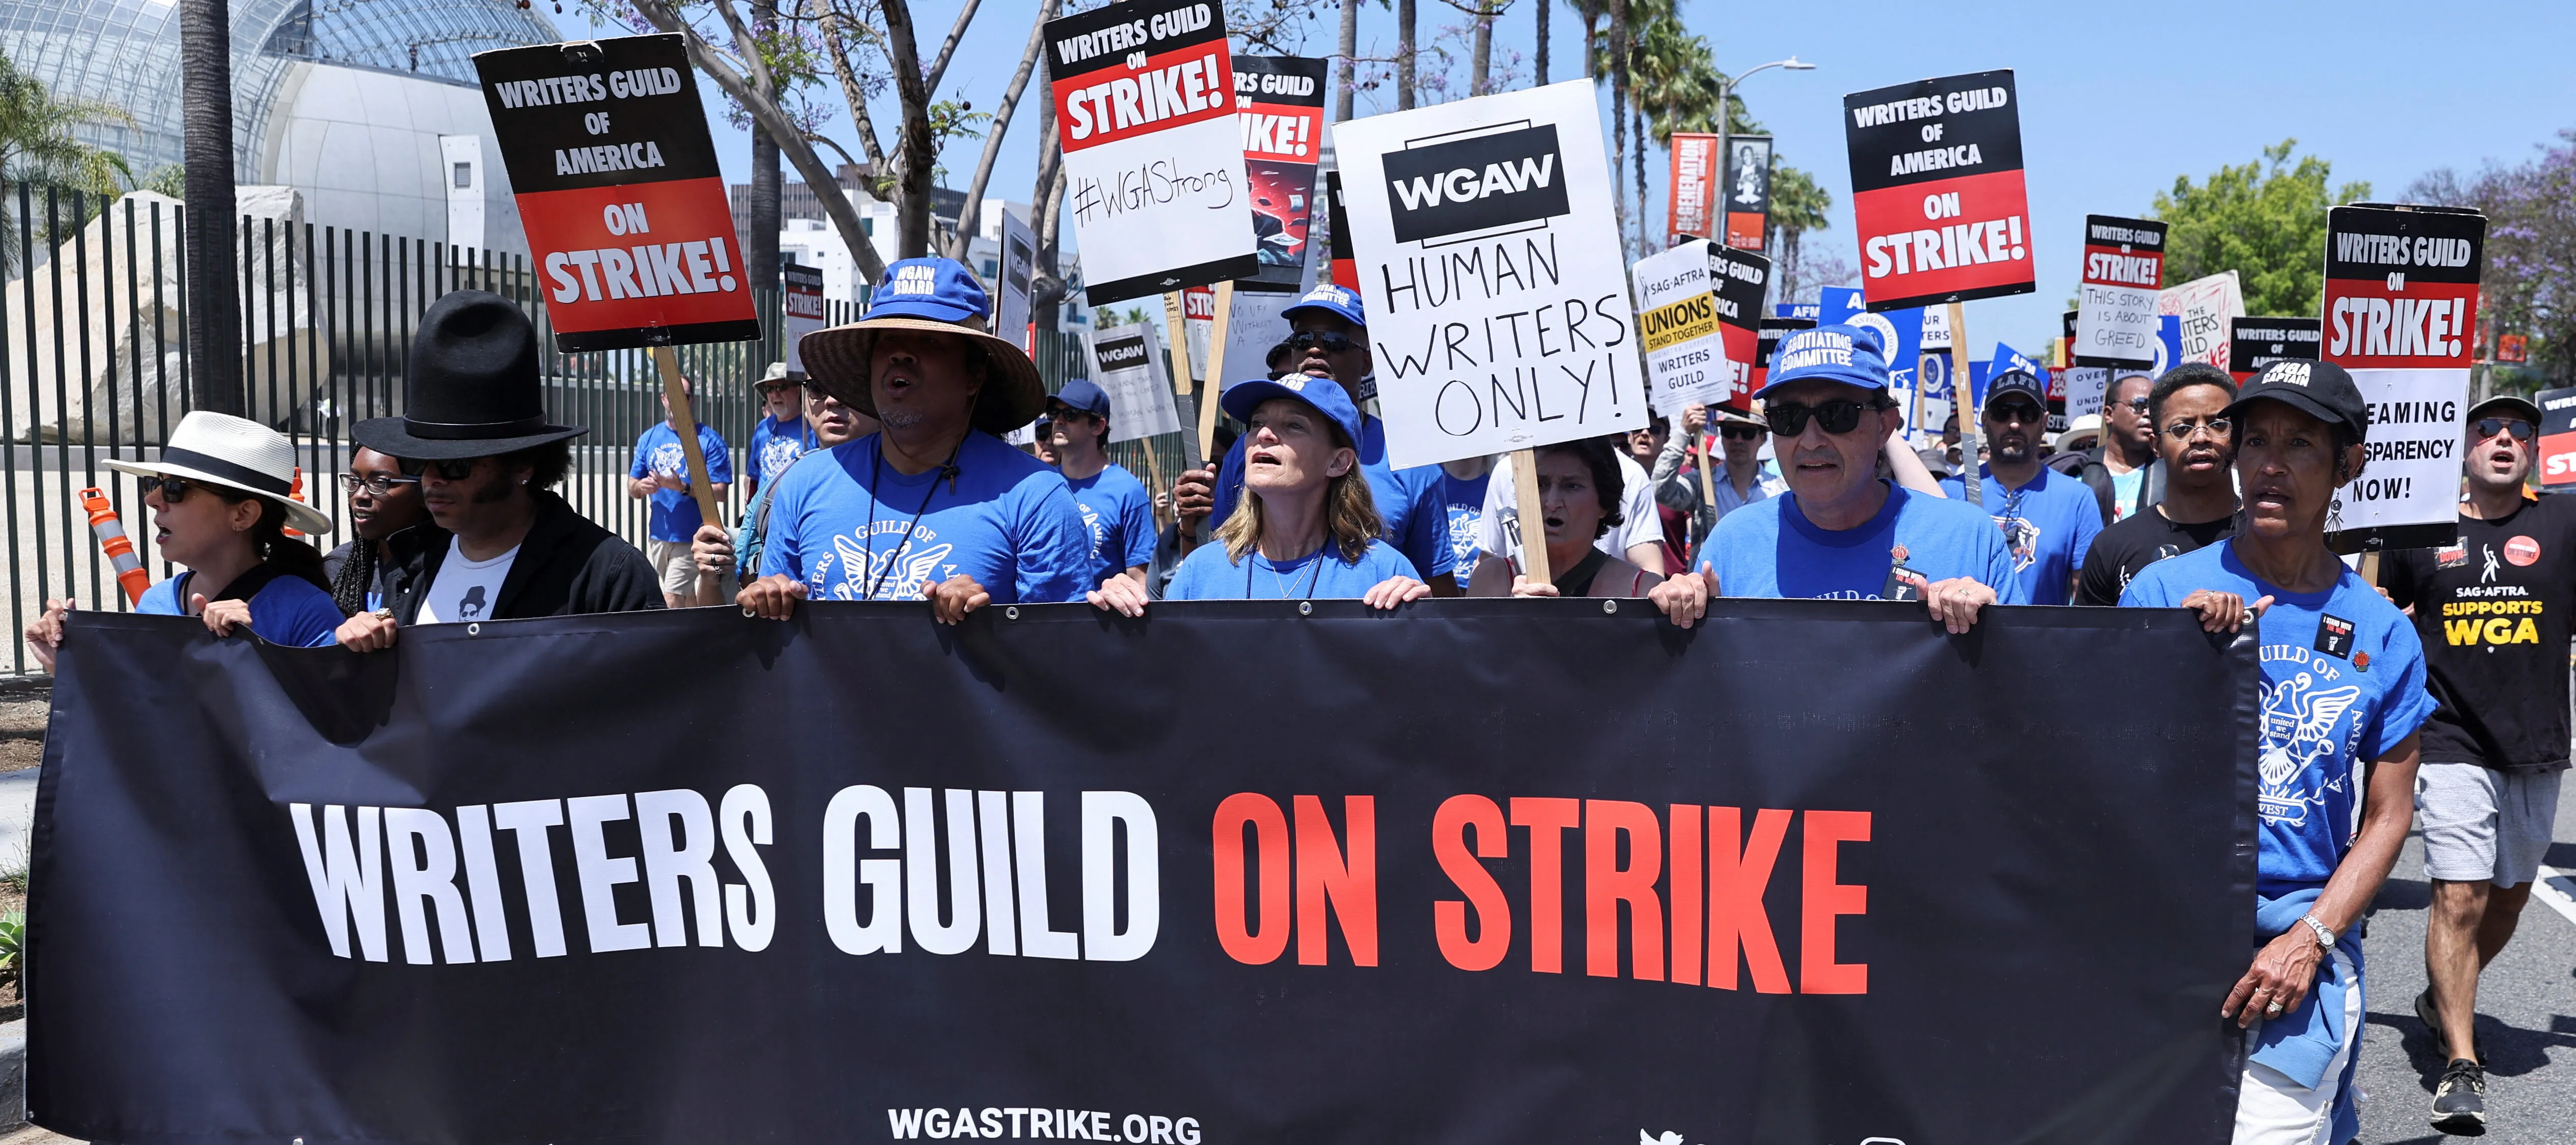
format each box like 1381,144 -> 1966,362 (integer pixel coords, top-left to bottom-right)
1245,544 -> 1330,599
860,437 -> 962,600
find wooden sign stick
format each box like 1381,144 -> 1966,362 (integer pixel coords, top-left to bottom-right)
1512,447 -> 1551,584
1695,423 -> 1719,507
1197,280 -> 1236,469
1161,291 -> 1197,397
1946,301 -> 1982,505
652,345 -> 724,606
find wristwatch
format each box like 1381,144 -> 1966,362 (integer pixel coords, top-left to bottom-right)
2298,913 -> 2335,953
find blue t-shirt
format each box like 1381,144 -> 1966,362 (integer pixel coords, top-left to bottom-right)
138,570 -> 341,647
1440,470 -> 1490,584
2121,541 -> 2435,891
1209,414 -> 1454,580
1938,464 -> 2103,606
759,432 -> 1094,605
1063,463 -> 1157,587
1166,538 -> 1421,600
1709,483 -> 2024,603
629,421 -> 735,542
747,414 -> 814,492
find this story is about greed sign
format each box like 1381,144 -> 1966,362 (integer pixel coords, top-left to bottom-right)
1843,70 -> 2033,312
2321,203 -> 2488,552
2073,214 -> 2164,366
1045,0 -> 1258,304
1334,80 -> 1643,468
474,35 -> 758,351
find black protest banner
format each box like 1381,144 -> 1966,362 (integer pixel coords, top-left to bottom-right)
1843,70 -> 2032,312
476,35 -> 759,352
2227,317 -> 2320,384
33,604 -> 2255,1145
1231,55 -> 1330,293
2320,203 -> 2487,552
1046,0 -> 1258,303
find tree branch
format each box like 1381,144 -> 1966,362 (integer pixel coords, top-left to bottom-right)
944,0 -> 1057,260
811,0 -> 886,173
921,0 -> 985,95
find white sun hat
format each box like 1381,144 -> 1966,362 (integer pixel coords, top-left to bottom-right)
104,412 -> 334,535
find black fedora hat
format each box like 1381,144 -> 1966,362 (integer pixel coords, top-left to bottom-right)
353,290 -> 587,460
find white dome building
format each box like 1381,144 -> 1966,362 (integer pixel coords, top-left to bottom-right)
2,0 -> 560,254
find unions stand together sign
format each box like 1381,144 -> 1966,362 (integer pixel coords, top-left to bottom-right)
33,602 -> 2258,1144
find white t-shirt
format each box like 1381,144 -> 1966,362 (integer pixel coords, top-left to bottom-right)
1475,450 -> 1662,570
417,537 -> 520,624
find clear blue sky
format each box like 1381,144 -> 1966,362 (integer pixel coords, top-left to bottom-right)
600,0 -> 2576,350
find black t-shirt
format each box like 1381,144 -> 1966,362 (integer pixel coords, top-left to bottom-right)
2077,508 -> 2236,606
2385,494 -> 2576,773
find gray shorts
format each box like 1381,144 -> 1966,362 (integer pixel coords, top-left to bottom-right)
646,539 -> 697,596
2416,761 -> 2564,887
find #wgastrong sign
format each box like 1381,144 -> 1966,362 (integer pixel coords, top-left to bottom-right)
34,604 -> 2257,1144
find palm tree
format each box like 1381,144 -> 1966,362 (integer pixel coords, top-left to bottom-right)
180,0 -> 242,415
0,48 -> 133,272
1768,162 -> 1832,298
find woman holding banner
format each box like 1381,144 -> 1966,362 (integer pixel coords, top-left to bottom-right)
1089,376 -> 1429,611
25,412 -> 343,668
1468,438 -> 1662,599
2119,359 -> 2431,1144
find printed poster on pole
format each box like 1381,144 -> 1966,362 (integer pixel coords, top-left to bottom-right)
781,261 -> 825,374
1045,0 -> 1259,304
1843,70 -> 2035,312
1333,79 -> 1644,468
995,210 -> 1037,344
2074,214 -> 2164,367
1666,132 -> 1717,246
1722,134 -> 1772,253
2320,203 -> 2486,552
1633,243 -> 1724,414
1088,322 -> 1186,443
475,34 -> 758,351
2228,317 -> 2320,383
2157,270 -> 2243,372
2537,386 -> 2576,490
1232,55 -> 1330,294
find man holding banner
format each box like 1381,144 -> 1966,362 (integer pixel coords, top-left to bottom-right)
1686,324 -> 2016,631
739,258 -> 1093,621
2121,359 -> 2432,1144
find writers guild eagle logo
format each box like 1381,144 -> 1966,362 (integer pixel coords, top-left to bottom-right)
823,533 -> 956,601
1382,123 -> 1571,245
2256,670 -> 2363,827
1991,512 -> 2040,573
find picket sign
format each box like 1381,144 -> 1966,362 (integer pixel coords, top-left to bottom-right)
1947,302 -> 1981,504
651,346 -> 723,601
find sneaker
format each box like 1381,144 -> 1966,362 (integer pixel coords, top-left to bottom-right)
2429,1057 -> 2487,1135
2416,988 -> 2488,1063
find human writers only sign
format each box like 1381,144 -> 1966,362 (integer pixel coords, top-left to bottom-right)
1333,80 -> 1644,468
475,35 -> 760,351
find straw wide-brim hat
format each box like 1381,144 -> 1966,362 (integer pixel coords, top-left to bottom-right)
104,411 -> 335,535
798,315 -> 1047,436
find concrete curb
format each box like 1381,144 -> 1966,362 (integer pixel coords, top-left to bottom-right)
0,1017 -> 22,1132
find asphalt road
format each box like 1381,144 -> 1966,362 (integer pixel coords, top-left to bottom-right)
2355,775 -> 2576,1142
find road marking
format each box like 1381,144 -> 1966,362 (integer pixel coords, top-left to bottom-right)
2534,864 -> 2576,928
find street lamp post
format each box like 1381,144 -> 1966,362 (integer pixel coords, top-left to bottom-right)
1716,57 -> 1814,251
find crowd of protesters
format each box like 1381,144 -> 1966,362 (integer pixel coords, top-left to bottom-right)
17,253 -> 2568,1139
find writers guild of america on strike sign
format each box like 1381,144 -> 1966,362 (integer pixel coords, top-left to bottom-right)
1842,71 -> 2035,313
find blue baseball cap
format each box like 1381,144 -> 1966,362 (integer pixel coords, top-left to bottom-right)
1220,374 -> 1363,451
1753,323 -> 1889,399
1978,343 -> 2049,411
865,257 -> 991,323
1049,377 -> 1112,418
1281,283 -> 1366,329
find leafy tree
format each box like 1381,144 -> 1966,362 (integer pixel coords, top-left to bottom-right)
1768,161 -> 1844,302
2151,139 -> 2367,318
2412,130 -> 2576,385
0,47 -> 134,272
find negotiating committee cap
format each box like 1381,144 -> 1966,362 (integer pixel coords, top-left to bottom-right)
1754,323 -> 1890,400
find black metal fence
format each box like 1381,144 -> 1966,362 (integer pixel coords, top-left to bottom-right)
1,185 -> 1178,676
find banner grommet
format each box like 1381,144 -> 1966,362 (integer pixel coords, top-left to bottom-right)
1005,606 -> 1021,621
1603,600 -> 1619,615
466,623 -> 481,637
1298,602 -> 1312,616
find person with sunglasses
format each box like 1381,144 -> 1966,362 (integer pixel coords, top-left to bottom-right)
1655,404 -> 1787,558
2383,393 -> 2571,1134
333,291 -> 664,652
1938,348 -> 2105,605
691,378 -> 878,590
1677,324 -> 2015,630
322,446 -> 444,616
1167,284 -> 1459,595
2076,364 -> 2238,606
2118,359 -> 2431,1145
746,361 -> 817,500
1091,375 -> 1430,612
2074,371 -> 2161,522
25,411 -> 344,668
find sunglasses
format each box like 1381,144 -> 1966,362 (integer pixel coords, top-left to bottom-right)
138,474 -> 199,502
338,472 -> 422,496
1718,424 -> 1765,441
2476,417 -> 2534,442
397,456 -> 484,480
1987,402 -> 2046,426
1763,399 -> 1885,437
2121,396 -> 2152,413
2163,417 -> 2234,441
1286,330 -> 1361,354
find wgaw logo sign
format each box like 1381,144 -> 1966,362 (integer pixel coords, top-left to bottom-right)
1381,124 -> 1571,245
